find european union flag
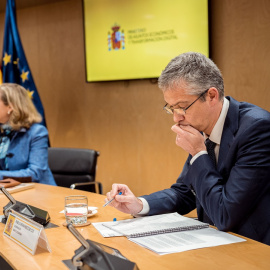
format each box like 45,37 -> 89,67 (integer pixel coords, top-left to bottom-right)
1,0 -> 47,127
0,66 -> 2,84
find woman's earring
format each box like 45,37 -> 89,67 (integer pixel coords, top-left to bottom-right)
8,111 -> 11,115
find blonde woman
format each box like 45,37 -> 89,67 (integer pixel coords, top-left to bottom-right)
0,83 -> 56,185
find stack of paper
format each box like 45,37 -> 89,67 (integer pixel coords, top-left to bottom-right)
92,212 -> 246,255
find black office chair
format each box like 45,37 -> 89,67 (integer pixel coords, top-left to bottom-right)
48,147 -> 103,194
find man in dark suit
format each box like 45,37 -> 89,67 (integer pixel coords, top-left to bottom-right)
106,52 -> 270,245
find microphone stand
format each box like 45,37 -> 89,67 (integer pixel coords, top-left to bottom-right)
67,223 -> 115,270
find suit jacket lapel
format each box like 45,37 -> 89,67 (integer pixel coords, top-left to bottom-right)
217,97 -> 239,171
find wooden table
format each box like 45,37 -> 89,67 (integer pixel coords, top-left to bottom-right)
0,184 -> 270,270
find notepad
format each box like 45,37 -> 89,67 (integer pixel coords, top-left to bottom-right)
101,212 -> 209,238
0,183 -> 34,195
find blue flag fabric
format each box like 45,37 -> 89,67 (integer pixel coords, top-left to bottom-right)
1,0 -> 47,127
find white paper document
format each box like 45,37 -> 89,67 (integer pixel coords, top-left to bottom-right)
129,227 -> 246,255
92,222 -> 123,237
92,213 -> 208,238
92,213 -> 246,255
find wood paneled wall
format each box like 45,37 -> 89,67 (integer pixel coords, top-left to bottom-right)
0,0 -> 270,196
210,0 -> 270,108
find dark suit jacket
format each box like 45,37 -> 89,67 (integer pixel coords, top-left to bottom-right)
142,97 -> 270,245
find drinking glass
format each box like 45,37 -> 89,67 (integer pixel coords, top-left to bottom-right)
65,195 -> 88,225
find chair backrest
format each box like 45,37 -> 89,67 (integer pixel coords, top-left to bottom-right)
48,147 -> 99,192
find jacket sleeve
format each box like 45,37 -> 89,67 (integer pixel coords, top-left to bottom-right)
141,155 -> 196,216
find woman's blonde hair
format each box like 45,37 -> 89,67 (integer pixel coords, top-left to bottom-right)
0,83 -> 42,130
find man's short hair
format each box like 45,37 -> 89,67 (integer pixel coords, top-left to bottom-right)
158,52 -> 224,100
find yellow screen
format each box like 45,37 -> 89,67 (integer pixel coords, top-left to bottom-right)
83,0 -> 209,82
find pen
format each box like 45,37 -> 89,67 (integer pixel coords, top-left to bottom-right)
103,192 -> 122,207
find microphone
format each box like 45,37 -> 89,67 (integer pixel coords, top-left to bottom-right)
66,223 -> 139,270
1,187 -> 51,226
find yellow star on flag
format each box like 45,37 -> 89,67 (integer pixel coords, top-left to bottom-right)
13,58 -> 19,68
3,52 -> 11,66
20,70 -> 29,83
27,89 -> 34,99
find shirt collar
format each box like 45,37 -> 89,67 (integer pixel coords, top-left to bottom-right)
204,97 -> 229,145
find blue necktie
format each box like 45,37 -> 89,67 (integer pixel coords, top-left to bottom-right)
202,138 -> 216,225
205,138 -> 216,166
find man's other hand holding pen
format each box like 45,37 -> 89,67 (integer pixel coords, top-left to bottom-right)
104,184 -> 144,215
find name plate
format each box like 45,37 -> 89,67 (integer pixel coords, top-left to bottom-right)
3,210 -> 51,255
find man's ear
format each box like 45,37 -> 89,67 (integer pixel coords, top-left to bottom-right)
207,87 -> 219,103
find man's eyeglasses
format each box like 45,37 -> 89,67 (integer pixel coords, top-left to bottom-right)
163,89 -> 209,115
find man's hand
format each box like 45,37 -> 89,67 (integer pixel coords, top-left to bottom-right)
105,183 -> 143,215
171,124 -> 206,156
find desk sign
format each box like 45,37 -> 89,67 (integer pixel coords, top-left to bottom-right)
3,210 -> 51,255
